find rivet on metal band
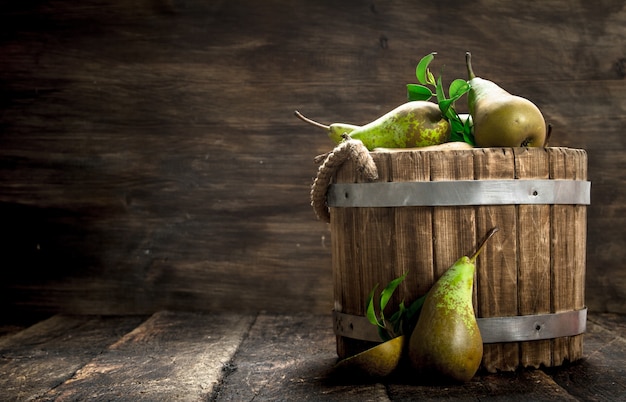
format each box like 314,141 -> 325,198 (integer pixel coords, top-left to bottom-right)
332,307 -> 587,344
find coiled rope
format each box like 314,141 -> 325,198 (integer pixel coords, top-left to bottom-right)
310,134 -> 378,222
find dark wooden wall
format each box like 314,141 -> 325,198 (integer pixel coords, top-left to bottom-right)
1,0 -> 625,318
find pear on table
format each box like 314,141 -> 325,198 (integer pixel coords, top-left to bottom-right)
334,335 -> 405,378
408,227 -> 499,382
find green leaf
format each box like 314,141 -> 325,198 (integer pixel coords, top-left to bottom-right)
450,134 -> 462,142
449,79 -> 470,100
366,284 -> 383,328
449,118 -> 466,142
457,112 -> 475,145
416,52 -> 436,85
426,70 -> 436,86
380,272 -> 407,313
450,130 -> 465,143
391,301 -> 406,336
407,84 -> 433,101
378,325 -> 392,342
406,293 -> 427,320
388,302 -> 405,324
435,75 -> 446,104
463,124 -> 475,145
399,293 -> 428,337
408,54 -> 473,147
439,99 -> 455,118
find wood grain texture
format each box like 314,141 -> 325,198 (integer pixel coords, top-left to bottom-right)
0,0 -> 624,316
515,148 -> 552,368
430,149 -> 477,278
332,153 -> 402,358
548,148 -> 586,366
213,313 -> 391,402
332,147 -> 587,371
547,314 -> 626,401
390,151 -> 433,303
2,312 -> 625,400
0,315 -> 146,401
41,311 -> 253,401
474,148 -> 519,372
330,159 -> 370,358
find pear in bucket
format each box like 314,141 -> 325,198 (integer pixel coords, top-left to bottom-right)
295,101 -> 450,150
466,52 -> 546,147
293,110 -> 360,144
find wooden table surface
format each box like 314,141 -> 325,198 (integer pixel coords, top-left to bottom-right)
1,311 -> 624,401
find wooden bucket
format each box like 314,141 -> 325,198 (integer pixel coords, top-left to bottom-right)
329,147 -> 589,372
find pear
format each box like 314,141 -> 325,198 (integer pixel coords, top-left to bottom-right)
295,101 -> 450,150
349,101 -> 450,150
466,52 -> 546,147
294,110 -> 361,144
334,335 -> 404,378
408,227 -> 499,382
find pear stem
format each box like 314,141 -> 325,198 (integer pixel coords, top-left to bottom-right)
469,227 -> 499,263
294,110 -> 330,130
466,52 -> 476,80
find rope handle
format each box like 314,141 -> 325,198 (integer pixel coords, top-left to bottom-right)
310,134 -> 378,222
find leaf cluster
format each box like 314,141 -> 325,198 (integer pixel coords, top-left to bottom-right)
366,272 -> 426,341
407,52 -> 474,145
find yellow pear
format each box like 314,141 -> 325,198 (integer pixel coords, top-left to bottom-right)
334,335 -> 404,378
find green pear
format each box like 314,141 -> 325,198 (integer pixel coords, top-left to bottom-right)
294,110 -> 361,144
408,228 -> 499,382
295,101 -> 450,150
334,335 -> 404,378
466,52 -> 546,147
349,101 -> 450,150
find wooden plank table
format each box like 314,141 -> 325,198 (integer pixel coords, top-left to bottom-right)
1,311 -> 624,401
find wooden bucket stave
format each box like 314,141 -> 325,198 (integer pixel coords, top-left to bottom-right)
329,147 -> 588,372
